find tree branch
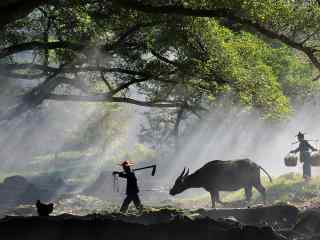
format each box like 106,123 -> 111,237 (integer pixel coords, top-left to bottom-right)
111,77 -> 150,95
113,23 -> 153,47
0,22 -> 154,59
150,50 -> 179,67
0,41 -> 85,59
0,63 -> 148,77
100,71 -> 114,91
116,0 -> 320,71
47,93 -> 182,108
0,65 -> 64,122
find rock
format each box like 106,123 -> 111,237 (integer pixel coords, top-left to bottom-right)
3,176 -> 28,187
195,204 -> 298,228
217,216 -> 241,229
102,208 -> 185,225
27,174 -> 73,196
293,210 -> 320,236
0,175 -> 51,209
0,214 -> 285,240
242,225 -> 286,240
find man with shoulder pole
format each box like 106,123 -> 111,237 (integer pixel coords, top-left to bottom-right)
113,159 -> 143,213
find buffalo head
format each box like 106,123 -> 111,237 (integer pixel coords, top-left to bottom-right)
169,167 -> 189,195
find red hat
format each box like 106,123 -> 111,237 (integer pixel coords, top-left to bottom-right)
119,160 -> 134,167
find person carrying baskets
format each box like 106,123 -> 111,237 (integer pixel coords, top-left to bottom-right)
290,132 -> 318,180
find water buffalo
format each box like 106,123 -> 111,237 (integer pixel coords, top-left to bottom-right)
169,159 -> 272,208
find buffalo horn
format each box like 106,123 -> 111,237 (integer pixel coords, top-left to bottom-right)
184,168 -> 189,177
179,167 -> 186,179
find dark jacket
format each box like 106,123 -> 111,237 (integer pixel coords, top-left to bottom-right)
119,171 -> 139,195
292,140 -> 316,162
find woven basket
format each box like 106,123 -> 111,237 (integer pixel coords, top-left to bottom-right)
311,152 -> 320,166
284,154 -> 298,167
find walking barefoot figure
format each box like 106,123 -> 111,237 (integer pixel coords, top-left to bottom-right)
290,132 -> 317,180
113,160 -> 143,213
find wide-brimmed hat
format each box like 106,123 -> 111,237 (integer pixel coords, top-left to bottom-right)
118,160 -> 134,167
297,131 -> 305,138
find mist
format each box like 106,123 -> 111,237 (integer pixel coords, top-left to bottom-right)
1,92 -> 320,208
151,100 -> 320,202
168,102 -> 320,178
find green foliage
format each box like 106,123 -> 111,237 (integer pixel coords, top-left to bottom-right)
2,0 -> 320,159
4,0 -> 318,117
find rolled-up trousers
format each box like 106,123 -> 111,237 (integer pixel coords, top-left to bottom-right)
120,194 -> 142,213
301,151 -> 311,178
303,162 -> 311,178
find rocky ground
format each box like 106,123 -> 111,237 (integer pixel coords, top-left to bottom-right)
0,199 -> 320,240
0,214 -> 287,240
1,173 -> 320,239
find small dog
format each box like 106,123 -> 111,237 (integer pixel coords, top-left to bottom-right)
36,200 -> 54,216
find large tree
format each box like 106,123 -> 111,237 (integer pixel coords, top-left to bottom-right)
0,0 -> 319,128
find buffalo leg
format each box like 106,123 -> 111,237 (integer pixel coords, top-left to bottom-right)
244,185 -> 253,202
253,183 -> 266,204
209,191 -> 223,208
209,191 -> 216,208
214,191 -> 224,205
